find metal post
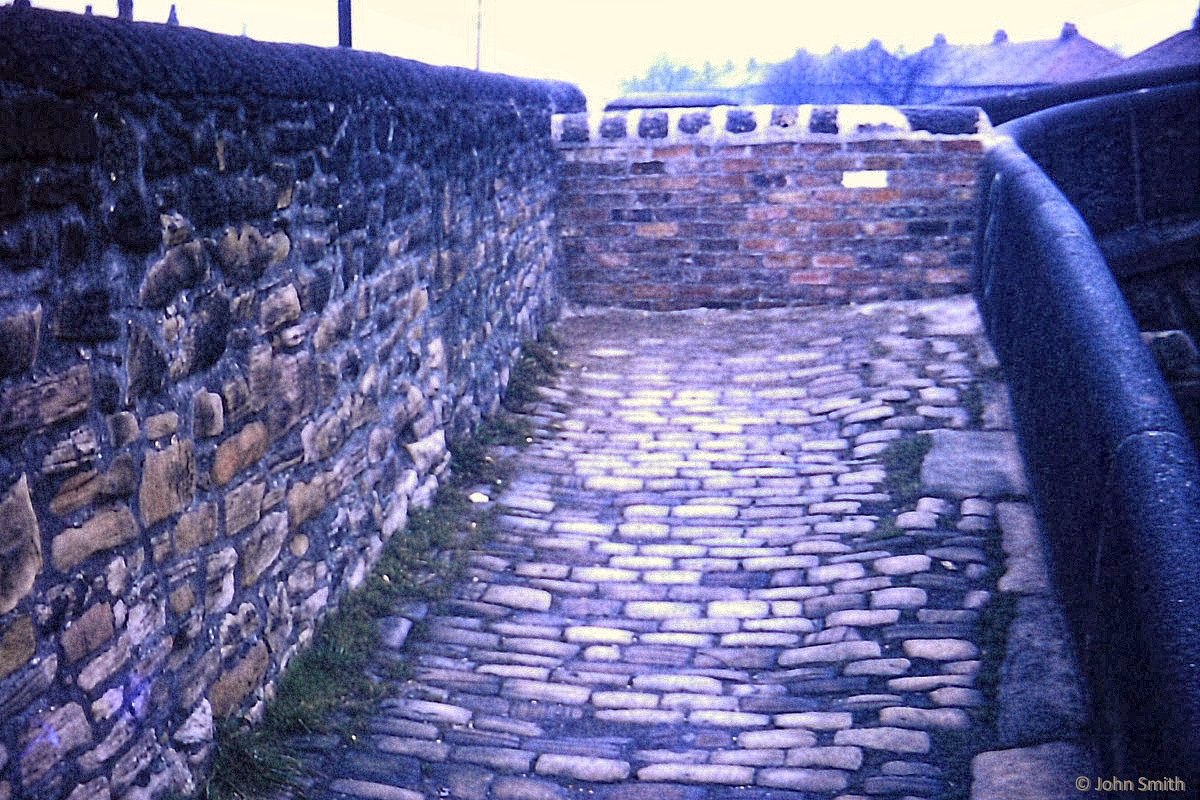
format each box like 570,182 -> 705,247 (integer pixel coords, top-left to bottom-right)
475,0 -> 482,70
338,0 -> 352,48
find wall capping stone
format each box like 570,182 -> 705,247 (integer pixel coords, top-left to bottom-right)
553,104 -> 991,148
0,5 -> 584,112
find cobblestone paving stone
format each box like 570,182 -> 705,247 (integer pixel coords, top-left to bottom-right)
302,296 -> 1078,800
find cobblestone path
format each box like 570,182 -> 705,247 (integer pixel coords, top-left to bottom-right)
303,296 -> 1086,800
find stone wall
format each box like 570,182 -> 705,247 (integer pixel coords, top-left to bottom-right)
0,7 -> 582,800
553,105 -> 989,309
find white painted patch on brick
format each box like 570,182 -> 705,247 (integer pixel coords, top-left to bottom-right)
842,169 -> 889,188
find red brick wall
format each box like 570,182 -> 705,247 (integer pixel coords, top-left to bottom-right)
554,105 -> 990,309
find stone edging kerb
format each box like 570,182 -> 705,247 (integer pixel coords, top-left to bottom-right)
974,85 -> 1200,777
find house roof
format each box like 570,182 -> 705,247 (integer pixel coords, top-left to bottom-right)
1101,27 -> 1200,76
911,24 -> 1123,89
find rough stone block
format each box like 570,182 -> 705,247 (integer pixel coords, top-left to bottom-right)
52,504 -> 139,572
534,753 -> 630,782
193,389 -> 225,439
0,365 -> 91,435
50,454 -> 137,517
41,425 -> 100,475
0,304 -> 41,379
214,225 -> 279,282
260,284 -> 301,331
0,655 -> 57,722
996,502 -> 1051,594
145,411 -> 179,440
62,602 -> 114,662
209,641 -> 270,717
265,352 -> 316,436
0,617 -> 35,682
212,422 -> 267,486
126,325 -> 168,402
139,241 -> 208,307
223,478 -> 264,537
19,702 -> 92,785
108,412 -> 139,447
139,440 -> 196,525
206,548 -> 238,613
174,502 -> 218,554
287,474 -> 328,529
0,475 -> 43,614
241,512 -> 288,586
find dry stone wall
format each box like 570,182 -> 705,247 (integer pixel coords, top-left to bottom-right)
0,7 -> 582,800
554,105 -> 990,309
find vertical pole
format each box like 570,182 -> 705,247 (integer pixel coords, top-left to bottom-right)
475,0 -> 482,70
338,0 -> 352,48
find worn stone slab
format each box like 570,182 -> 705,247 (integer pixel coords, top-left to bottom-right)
970,742 -> 1094,800
636,764 -> 754,785
535,754 -> 631,782
921,430 -> 1029,498
482,585 -> 554,611
996,502 -> 1052,594
328,779 -> 424,800
996,596 -> 1089,747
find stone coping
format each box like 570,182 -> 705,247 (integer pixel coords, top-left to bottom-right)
552,104 -> 991,147
0,5 -> 584,111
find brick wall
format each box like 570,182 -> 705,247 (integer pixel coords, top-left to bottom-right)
554,105 -> 990,309
0,7 -> 581,800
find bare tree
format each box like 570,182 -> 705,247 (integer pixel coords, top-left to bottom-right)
758,40 -> 915,104
622,57 -> 737,94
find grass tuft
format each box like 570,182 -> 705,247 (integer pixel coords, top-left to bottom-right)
200,721 -> 310,800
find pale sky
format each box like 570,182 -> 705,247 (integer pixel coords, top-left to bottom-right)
27,1 -> 1199,104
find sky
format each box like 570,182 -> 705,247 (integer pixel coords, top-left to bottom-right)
26,0 -> 1199,104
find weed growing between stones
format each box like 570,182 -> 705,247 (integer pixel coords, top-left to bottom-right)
938,588 -> 1018,800
866,514 -> 906,542
961,382 -> 984,427
448,414 -> 529,485
974,590 -> 1018,732
881,433 -> 933,504
192,336 -> 560,800
501,331 -> 561,411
